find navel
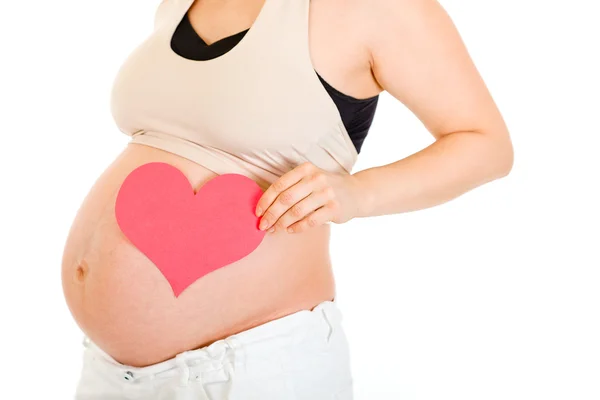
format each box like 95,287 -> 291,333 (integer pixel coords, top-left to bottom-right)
75,260 -> 90,283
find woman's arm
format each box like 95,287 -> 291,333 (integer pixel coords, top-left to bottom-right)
255,0 -> 513,233
354,0 -> 513,218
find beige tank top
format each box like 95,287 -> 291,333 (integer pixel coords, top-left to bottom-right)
110,0 -> 359,191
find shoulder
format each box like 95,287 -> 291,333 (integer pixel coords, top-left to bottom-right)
352,0 -> 448,26
350,0 -> 455,53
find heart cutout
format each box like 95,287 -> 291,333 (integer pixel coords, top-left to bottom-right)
115,162 -> 266,297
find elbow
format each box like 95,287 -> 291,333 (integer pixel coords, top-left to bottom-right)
490,129 -> 514,179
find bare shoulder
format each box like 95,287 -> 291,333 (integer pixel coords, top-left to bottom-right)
342,0 -> 458,70
352,0 -> 507,138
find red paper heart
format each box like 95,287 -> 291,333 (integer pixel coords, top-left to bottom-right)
115,162 -> 266,297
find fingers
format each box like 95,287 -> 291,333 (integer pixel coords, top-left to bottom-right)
258,179 -> 314,231
287,206 -> 333,233
257,164 -> 331,232
273,189 -> 332,233
255,162 -> 315,218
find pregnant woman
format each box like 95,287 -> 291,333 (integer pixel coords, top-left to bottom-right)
61,0 -> 513,398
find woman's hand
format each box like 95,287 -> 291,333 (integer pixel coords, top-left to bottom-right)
255,162 -> 363,234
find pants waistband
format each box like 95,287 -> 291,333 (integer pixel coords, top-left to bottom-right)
83,299 -> 343,385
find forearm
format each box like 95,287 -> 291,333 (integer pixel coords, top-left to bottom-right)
352,130 -> 513,218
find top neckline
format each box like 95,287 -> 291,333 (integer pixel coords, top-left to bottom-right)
183,12 -> 250,48
173,6 -> 379,103
167,0 -> 271,65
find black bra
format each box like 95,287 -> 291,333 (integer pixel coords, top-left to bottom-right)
171,11 -> 379,154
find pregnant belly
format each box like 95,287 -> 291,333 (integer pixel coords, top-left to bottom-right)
61,143 -> 335,367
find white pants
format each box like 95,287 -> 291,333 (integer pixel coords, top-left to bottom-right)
74,300 -> 354,399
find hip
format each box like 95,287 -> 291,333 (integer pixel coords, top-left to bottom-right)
74,300 -> 354,400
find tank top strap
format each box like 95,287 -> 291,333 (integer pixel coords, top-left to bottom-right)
153,0 -> 186,30
256,0 -> 313,61
242,0 -> 317,84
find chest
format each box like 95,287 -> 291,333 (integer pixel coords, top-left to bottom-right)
110,0 -> 362,177
186,0 -> 373,100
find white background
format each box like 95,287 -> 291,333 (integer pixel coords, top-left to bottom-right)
1,0 -> 599,399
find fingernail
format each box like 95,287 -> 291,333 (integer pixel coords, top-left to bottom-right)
287,227 -> 294,233
268,227 -> 275,233
255,207 -> 262,217
259,219 -> 268,230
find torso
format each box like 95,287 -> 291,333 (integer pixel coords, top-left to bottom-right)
61,0 -> 382,368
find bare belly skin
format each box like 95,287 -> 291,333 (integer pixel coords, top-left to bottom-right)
61,143 -> 336,367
